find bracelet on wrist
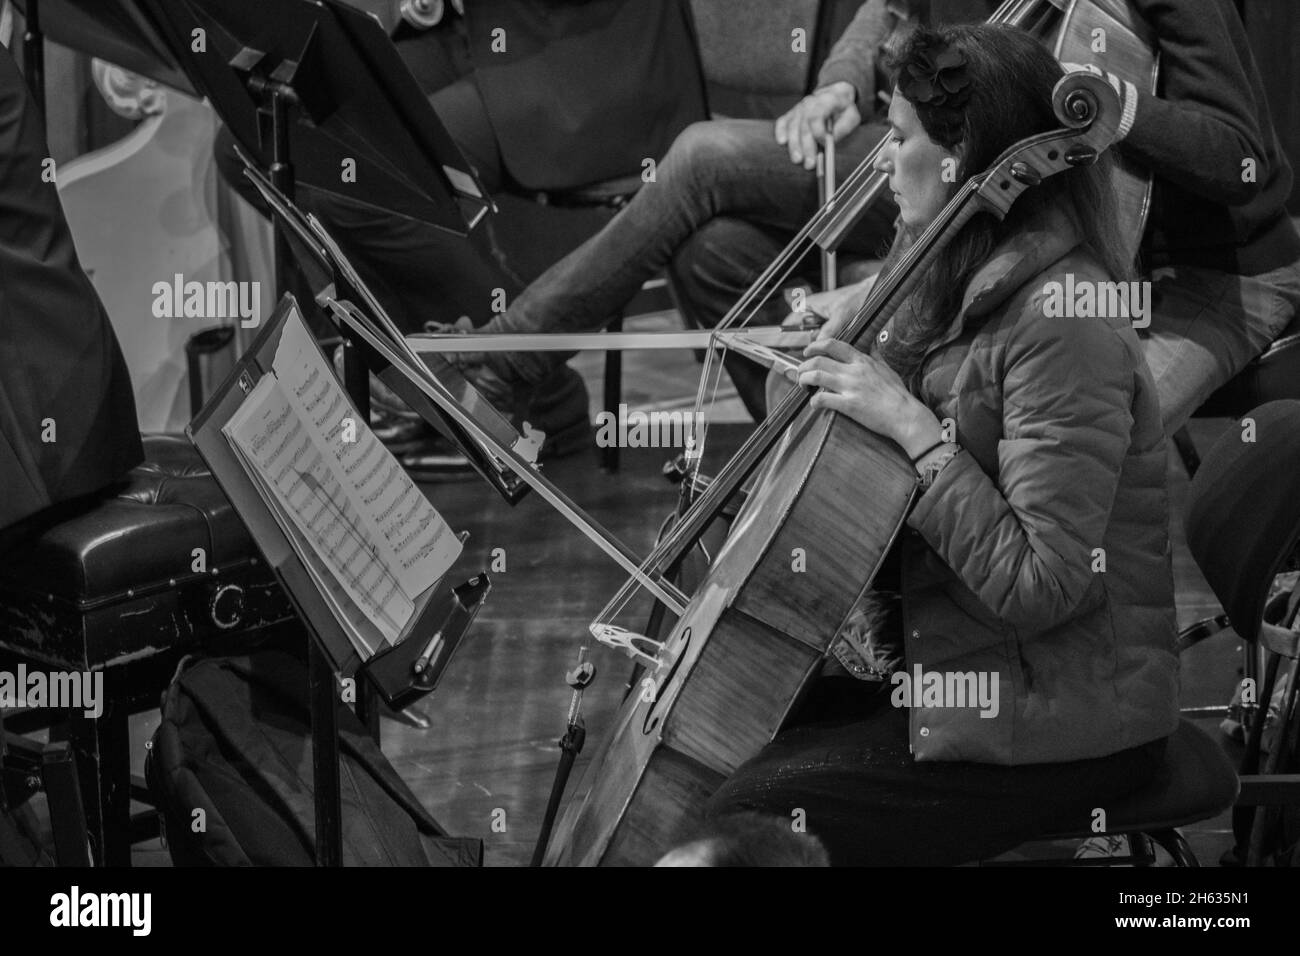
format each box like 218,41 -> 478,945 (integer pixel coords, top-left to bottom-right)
916,446 -> 962,492
909,438 -> 949,466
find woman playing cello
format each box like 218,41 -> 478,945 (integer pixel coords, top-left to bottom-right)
704,22 -> 1179,866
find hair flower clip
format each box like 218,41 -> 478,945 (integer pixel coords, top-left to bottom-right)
897,41 -> 971,109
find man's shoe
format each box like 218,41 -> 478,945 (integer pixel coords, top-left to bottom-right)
331,343 -> 473,475
371,409 -> 433,455
334,341 -> 593,464
464,362 -> 592,461
528,366 -> 592,461
398,439 -> 476,482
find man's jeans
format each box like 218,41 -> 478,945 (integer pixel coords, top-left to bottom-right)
1141,259 -> 1300,434
483,119 -> 897,398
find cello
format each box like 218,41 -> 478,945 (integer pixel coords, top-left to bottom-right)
543,68 -> 1128,866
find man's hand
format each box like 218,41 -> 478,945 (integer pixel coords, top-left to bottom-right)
774,81 -> 862,169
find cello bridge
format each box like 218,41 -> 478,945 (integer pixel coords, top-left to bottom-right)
589,624 -> 664,668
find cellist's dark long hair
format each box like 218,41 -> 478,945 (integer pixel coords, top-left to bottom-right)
877,23 -> 1134,388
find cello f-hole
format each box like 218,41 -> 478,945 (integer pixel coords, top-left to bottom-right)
642,627 -> 692,736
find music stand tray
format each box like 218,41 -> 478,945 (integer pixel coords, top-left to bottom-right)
187,292 -> 490,704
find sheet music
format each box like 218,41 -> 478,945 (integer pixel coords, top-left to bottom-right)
225,373 -> 413,646
272,312 -> 460,599
251,443 -> 388,659
221,304 -> 463,650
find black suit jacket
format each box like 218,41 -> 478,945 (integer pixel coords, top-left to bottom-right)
0,46 -> 141,533
342,0 -> 706,189
465,0 -> 707,190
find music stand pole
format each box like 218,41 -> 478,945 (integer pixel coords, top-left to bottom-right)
532,651 -> 594,866
21,0 -> 43,114
236,72 -> 348,868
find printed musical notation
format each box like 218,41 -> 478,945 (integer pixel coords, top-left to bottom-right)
222,304 -> 462,652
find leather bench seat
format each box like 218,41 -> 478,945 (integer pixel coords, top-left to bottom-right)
0,434 -> 293,670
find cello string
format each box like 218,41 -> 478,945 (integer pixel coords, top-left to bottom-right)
688,243 -> 823,468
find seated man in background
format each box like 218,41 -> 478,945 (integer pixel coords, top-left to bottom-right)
0,43 -> 142,558
451,0 -> 919,423
218,0 -> 707,465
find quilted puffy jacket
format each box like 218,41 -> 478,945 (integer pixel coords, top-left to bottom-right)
892,205 -> 1180,764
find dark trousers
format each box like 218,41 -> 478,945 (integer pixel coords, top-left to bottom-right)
215,64 -> 521,335
705,678 -> 1168,866
481,118 -> 899,416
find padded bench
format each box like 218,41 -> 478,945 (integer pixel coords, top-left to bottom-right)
0,434 -> 296,866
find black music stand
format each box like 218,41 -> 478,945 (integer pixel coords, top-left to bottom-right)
136,0 -> 493,463
124,0 -> 492,866
11,0 -> 197,105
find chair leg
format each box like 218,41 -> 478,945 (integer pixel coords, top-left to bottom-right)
1233,652 -> 1282,856
1125,832 -> 1158,866
602,313 -> 623,473
41,742 -> 91,867
1146,828 -> 1200,866
1246,660 -> 1300,865
67,699 -> 132,867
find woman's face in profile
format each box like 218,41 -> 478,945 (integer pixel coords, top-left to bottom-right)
874,92 -> 959,231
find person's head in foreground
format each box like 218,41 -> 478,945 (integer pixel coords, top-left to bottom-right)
654,813 -> 830,867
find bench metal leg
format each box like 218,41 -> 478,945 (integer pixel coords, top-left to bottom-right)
67,699 -> 132,867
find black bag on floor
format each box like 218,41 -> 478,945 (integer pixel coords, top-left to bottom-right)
146,650 -> 481,867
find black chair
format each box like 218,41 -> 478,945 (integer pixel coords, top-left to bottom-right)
1,706 -> 91,866
1179,399 -> 1300,866
1000,720 -> 1239,866
1171,306 -> 1300,477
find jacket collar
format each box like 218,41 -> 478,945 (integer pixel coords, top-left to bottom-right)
898,203 -> 1084,364
959,203 -> 1085,321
